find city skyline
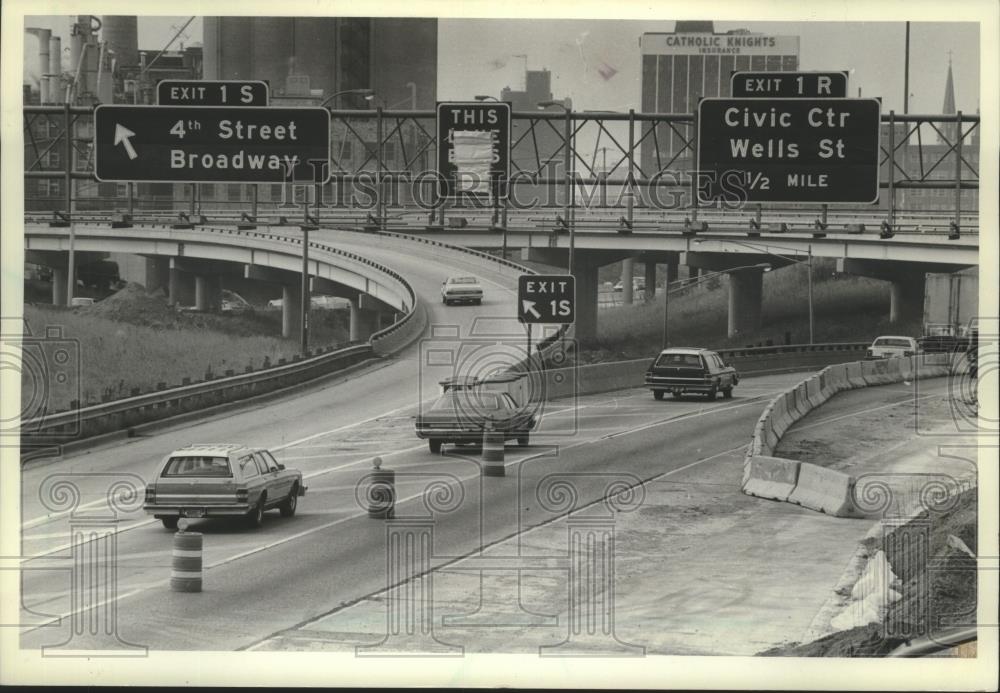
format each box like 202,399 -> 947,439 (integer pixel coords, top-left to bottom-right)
22,16 -> 980,116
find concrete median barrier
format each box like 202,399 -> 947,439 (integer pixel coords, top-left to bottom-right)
787,462 -> 859,518
845,361 -> 866,389
861,358 -> 898,386
805,376 -> 828,410
741,455 -> 801,502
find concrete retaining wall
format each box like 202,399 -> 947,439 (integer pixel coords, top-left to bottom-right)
741,354 -> 957,517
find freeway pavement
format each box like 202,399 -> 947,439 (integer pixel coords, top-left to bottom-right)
19,367 -> 810,651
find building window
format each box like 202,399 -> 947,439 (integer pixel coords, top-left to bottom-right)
47,121 -> 62,138
270,184 -> 283,201
45,151 -> 60,168
227,184 -> 242,202
199,184 -> 215,198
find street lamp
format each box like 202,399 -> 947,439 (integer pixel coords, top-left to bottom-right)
694,238 -> 814,344
319,88 -> 374,109
538,100 -> 574,277
661,263 -> 772,349
474,95 -> 499,102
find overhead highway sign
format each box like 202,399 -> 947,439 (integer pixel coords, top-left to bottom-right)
731,71 -> 848,98
94,105 -> 330,183
437,101 -> 511,199
157,80 -> 270,106
696,97 -> 880,204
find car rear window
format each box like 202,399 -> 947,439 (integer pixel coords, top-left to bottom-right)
654,353 -> 704,368
161,456 -> 232,477
874,338 -> 912,347
451,277 -> 478,284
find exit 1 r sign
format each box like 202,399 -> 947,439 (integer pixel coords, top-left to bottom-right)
696,97 -> 880,204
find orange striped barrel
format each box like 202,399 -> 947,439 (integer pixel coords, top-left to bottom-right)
481,426 -> 505,477
170,530 -> 203,592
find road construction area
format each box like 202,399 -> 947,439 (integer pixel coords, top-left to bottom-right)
246,376 -> 974,656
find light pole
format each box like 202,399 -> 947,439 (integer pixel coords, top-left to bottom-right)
694,238 -> 814,344
319,88 -> 374,109
661,263 -> 772,349
538,100 -> 574,277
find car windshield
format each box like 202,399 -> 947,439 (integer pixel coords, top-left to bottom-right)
431,391 -> 503,412
874,338 -> 912,347
161,456 -> 232,477
450,277 -> 478,284
654,352 -> 703,367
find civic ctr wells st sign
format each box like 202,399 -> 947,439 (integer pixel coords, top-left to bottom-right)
94,105 -> 330,183
696,97 -> 881,204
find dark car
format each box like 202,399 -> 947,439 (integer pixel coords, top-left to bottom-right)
645,347 -> 739,400
143,444 -> 306,529
415,389 -> 535,453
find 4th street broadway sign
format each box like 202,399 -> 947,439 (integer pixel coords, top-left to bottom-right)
696,97 -> 880,204
94,105 -> 330,183
518,274 -> 575,324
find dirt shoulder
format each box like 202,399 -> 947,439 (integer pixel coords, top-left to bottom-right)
762,380 -> 979,656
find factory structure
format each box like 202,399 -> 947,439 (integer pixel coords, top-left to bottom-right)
24,15 -> 437,212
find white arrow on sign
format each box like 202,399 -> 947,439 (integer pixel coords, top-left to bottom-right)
114,124 -> 138,160
521,300 -> 541,319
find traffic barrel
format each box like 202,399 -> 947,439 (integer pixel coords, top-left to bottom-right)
170,526 -> 203,593
367,457 -> 395,519
481,423 -> 506,477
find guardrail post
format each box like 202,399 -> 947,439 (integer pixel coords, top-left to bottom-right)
127,182 -> 134,216
251,184 -> 258,220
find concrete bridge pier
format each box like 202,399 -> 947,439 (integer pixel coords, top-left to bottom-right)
167,264 -> 196,307
574,262 -> 600,345
144,257 -> 170,294
836,258 -> 939,325
681,251 -> 791,339
727,267 -> 765,338
281,284 -> 302,339
51,267 -> 67,305
194,274 -> 222,312
621,257 -> 635,305
643,261 -> 657,302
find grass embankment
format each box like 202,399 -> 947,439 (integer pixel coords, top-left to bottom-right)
584,259 -> 920,363
22,284 -> 350,411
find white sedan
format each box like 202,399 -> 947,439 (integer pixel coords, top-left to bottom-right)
866,335 -> 920,359
441,276 -> 483,306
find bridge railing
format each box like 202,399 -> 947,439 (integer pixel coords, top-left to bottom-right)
24,106 -> 978,235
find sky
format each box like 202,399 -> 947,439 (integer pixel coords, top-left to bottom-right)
22,16 -> 980,115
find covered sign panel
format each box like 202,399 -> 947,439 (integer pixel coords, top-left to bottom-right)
437,102 -> 511,199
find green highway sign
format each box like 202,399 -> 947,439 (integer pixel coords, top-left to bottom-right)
94,105 -> 330,183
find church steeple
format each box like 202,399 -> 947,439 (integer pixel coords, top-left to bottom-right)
940,53 -> 957,143
942,53 -> 956,114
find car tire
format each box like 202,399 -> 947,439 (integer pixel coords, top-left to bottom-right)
429,439 -> 442,454
653,390 -> 664,401
517,434 -> 530,447
279,484 -> 298,518
161,517 -> 178,530
706,386 -> 717,401
722,387 -> 733,399
246,495 -> 265,528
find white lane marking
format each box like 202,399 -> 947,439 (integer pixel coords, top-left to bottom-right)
21,496 -> 138,530
600,396 -> 774,439
302,443 -> 428,480
23,519 -> 157,559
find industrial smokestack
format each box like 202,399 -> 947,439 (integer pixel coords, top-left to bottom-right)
25,28 -> 51,102
49,35 -> 62,103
